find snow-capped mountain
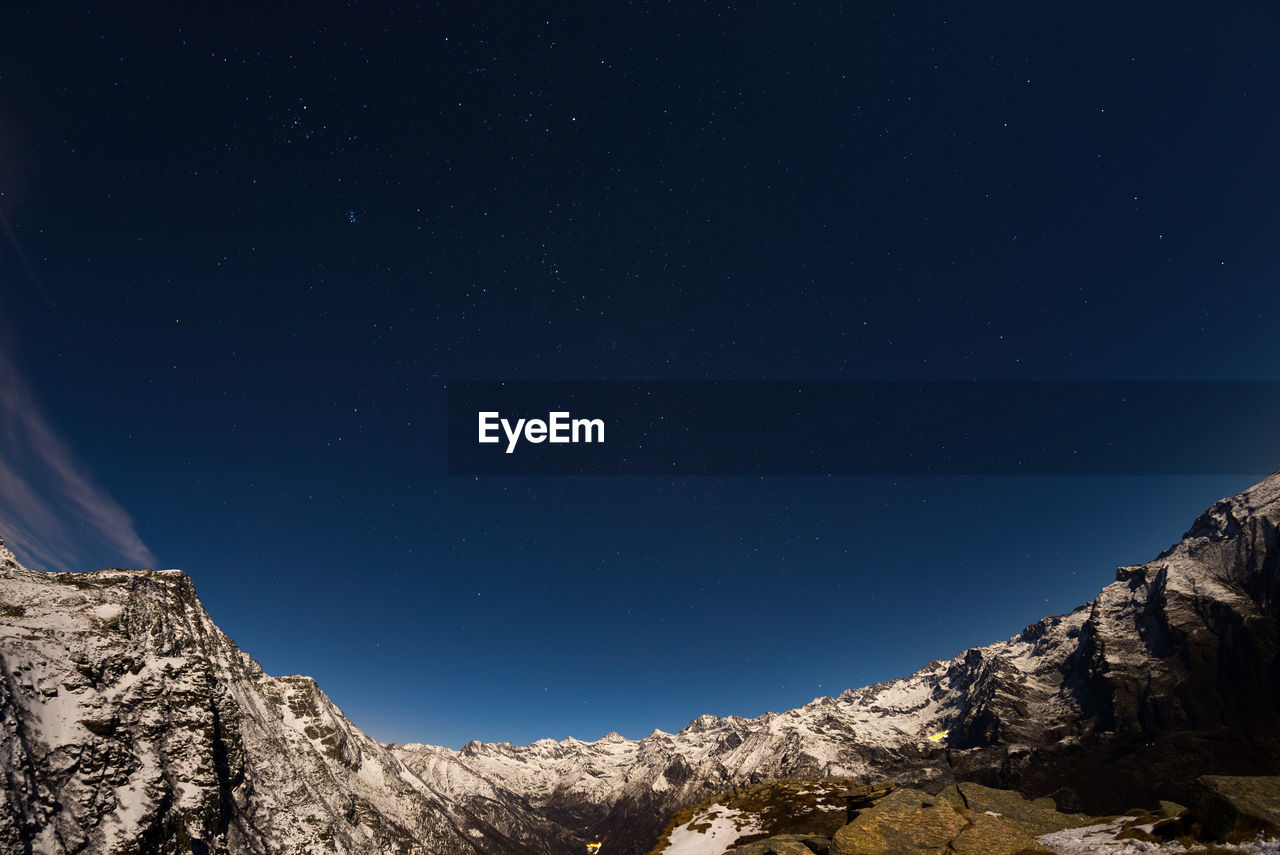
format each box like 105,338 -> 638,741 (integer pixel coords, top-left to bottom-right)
2,472 -> 1279,854
394,471 -> 1280,853
0,539 -> 577,854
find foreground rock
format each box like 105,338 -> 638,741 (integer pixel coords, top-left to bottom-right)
659,778 -> 1280,854
826,785 -> 1081,855
940,782 -> 1092,837
648,781 -> 1094,854
1190,775 -> 1280,842
831,798 -> 970,854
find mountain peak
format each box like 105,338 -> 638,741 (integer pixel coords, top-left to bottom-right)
683,713 -> 724,733
0,541 -> 562,854
1149,471 -> 1280,567
9,470 -> 1280,854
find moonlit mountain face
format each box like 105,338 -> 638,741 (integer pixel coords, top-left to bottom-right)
3,473 -> 1279,853
392,473 -> 1280,853
0,538 -> 576,854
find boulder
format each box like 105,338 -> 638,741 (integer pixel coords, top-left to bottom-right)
1190,775 -> 1280,841
949,811 -> 1053,855
831,802 -> 967,854
953,782 -> 1092,836
730,838 -> 815,855
729,834 -> 830,854
855,788 -> 943,817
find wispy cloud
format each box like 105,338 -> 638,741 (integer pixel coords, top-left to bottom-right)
0,342 -> 155,570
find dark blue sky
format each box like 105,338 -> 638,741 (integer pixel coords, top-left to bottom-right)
0,1 -> 1277,748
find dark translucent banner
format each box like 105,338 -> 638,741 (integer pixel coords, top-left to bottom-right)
446,381 -> 1280,475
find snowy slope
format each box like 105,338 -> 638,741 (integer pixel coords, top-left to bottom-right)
0,539 -> 576,854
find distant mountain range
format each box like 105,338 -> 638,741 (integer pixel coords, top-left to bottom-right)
3,472 -> 1279,853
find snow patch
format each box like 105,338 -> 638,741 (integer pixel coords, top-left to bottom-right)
1038,819 -> 1280,854
660,806 -> 762,855
91,603 -> 122,621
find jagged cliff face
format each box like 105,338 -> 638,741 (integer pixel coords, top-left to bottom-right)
1063,485 -> 1280,736
0,540 -> 576,855
393,473 -> 1280,853
2,473 -> 1279,854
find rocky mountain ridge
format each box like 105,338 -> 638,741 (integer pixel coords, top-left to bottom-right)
394,471 -> 1280,853
0,538 -> 576,854
2,471 -> 1279,853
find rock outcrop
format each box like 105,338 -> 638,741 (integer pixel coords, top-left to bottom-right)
0,536 -> 576,854
649,780 -> 1092,855
654,777 -> 1280,854
1189,775 -> 1280,842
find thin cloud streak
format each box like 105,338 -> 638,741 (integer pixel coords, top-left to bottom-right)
0,343 -> 155,570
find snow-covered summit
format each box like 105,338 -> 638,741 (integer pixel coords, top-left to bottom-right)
394,471 -> 1280,853
0,552 -> 576,854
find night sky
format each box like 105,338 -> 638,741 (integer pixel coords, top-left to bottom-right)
0,2 -> 1277,748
